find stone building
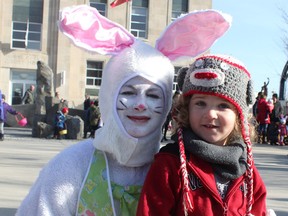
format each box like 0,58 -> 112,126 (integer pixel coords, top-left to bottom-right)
0,0 -> 211,109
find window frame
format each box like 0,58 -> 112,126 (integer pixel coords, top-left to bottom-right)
171,0 -> 188,22
90,0 -> 107,17
11,21 -> 42,50
130,3 -> 148,38
11,0 -> 43,50
86,60 -> 103,88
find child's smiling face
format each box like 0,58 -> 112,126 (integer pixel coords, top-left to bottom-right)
188,94 -> 237,146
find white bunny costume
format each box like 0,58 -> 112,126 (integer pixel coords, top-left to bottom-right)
95,40 -> 175,167
16,5 -> 231,216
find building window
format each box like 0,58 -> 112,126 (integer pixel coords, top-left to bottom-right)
12,0 -> 43,50
90,0 -> 107,16
11,70 -> 36,105
86,61 -> 103,87
131,0 -> 148,38
172,0 -> 188,21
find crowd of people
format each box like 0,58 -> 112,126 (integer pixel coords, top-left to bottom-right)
253,91 -> 287,146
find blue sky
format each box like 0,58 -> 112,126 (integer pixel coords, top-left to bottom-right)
211,0 -> 288,98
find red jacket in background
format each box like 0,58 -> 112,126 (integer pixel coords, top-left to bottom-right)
257,98 -> 271,124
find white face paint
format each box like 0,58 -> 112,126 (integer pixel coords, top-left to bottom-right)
117,76 -> 165,138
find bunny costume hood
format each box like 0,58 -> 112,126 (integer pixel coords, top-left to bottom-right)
96,40 -> 174,167
58,5 -> 231,167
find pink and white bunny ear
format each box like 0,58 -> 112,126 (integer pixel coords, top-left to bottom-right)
58,5 -> 135,55
155,10 -> 232,61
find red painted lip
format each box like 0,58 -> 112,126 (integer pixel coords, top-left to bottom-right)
128,116 -> 150,121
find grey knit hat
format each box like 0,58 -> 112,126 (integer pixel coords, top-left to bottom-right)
177,54 -> 254,137
177,54 -> 255,214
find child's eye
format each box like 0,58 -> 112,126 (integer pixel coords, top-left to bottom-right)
219,103 -> 231,109
195,101 -> 206,106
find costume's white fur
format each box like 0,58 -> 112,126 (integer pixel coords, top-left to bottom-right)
16,140 -> 94,215
16,140 -> 150,215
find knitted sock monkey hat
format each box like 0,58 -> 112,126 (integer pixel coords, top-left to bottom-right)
177,54 -> 255,215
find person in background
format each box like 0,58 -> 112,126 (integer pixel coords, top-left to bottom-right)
83,94 -> 91,111
161,108 -> 172,142
162,90 -> 182,142
55,91 -> 60,100
83,101 -> 93,138
252,91 -> 262,118
271,93 -> 283,123
170,90 -> 181,134
137,55 -> 268,215
21,85 -> 35,104
83,94 -> 92,138
53,107 -> 69,139
89,100 -> 101,138
284,101 -> 288,116
256,92 -> 272,144
0,92 -> 18,141
278,114 -> 287,146
267,93 -> 283,145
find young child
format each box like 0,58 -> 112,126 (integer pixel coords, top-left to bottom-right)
137,54 -> 267,215
278,114 -> 287,146
0,92 -> 18,141
54,107 -> 69,139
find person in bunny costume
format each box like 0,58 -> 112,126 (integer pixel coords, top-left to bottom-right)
16,5 -> 231,216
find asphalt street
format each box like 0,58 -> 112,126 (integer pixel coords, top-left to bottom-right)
0,127 -> 287,216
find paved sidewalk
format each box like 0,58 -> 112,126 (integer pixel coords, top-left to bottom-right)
0,128 -> 287,215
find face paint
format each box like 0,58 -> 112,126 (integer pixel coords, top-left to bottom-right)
117,76 -> 164,138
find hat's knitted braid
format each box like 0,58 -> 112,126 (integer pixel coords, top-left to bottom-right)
245,137 -> 254,216
177,127 -> 193,215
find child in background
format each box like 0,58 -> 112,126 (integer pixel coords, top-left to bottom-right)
137,55 -> 268,215
278,114 -> 287,146
54,107 -> 69,139
0,92 -> 18,141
